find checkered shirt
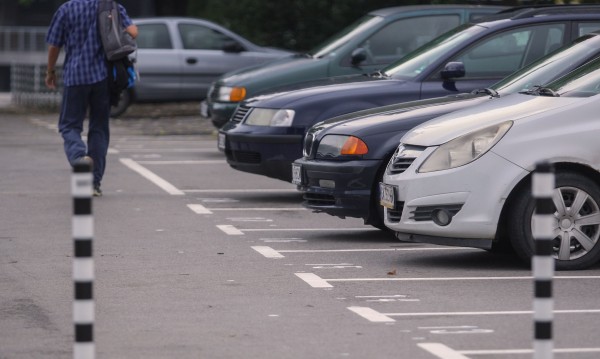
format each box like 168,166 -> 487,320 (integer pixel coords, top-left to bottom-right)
46,0 -> 133,86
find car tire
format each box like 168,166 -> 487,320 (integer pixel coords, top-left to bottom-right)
110,90 -> 132,118
508,171 -> 600,270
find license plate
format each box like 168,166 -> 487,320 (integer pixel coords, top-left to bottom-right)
292,163 -> 302,185
200,101 -> 209,118
379,182 -> 396,209
217,133 -> 226,151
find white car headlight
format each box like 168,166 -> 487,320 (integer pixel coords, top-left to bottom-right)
217,86 -> 247,102
244,108 -> 295,127
418,121 -> 512,173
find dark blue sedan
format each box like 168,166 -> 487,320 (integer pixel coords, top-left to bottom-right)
219,6 -> 600,183
294,31 -> 600,229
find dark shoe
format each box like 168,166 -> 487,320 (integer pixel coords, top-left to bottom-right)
74,156 -> 94,170
93,184 -> 102,197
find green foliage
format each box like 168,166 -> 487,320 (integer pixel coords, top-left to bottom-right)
187,0 -> 426,51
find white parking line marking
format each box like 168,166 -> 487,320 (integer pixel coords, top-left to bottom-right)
184,189 -> 298,193
252,246 -> 285,259
418,343 -> 471,359
227,217 -> 273,222
347,307 -> 395,323
240,228 -> 375,232
107,148 -> 120,154
116,148 -> 219,153
295,273 -> 333,288
136,160 -> 226,165
385,309 -> 600,317
187,204 -> 213,215
278,247 -> 469,254
296,273 -> 600,288
119,158 -> 184,195
259,238 -> 307,243
210,207 -> 306,211
217,225 -> 244,235
460,348 -> 600,355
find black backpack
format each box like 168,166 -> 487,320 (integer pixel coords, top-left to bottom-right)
97,0 -> 136,61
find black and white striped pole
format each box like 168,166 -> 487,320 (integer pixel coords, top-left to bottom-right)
72,161 -> 94,359
532,162 -> 555,359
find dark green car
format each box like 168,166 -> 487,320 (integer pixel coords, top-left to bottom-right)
203,5 -> 505,127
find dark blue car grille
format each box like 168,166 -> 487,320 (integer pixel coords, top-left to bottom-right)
226,149 -> 261,164
304,193 -> 336,206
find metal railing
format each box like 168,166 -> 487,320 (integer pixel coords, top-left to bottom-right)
0,26 -> 48,53
11,64 -> 62,109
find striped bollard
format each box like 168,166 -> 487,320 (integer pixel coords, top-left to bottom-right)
532,162 -> 555,359
72,161 -> 94,359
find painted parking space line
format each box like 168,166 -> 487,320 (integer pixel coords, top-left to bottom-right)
120,158 -> 184,195
295,272 -> 600,288
418,343 -> 472,359
137,160 -> 227,165
115,148 -> 219,153
294,273 -> 333,288
252,246 -> 472,258
252,246 -> 285,259
419,342 -> 600,358
209,207 -> 306,211
187,204 -> 213,214
349,306 -> 600,323
217,225 -> 245,235
184,189 -> 298,193
347,307 -> 395,323
215,225 -> 377,235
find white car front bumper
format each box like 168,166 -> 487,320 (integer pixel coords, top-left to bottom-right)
383,148 -> 528,248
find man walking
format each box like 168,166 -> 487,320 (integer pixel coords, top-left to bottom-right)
45,0 -> 138,196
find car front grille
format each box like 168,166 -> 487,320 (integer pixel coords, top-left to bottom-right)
226,150 -> 261,164
387,145 -> 425,175
303,133 -> 315,158
232,105 -> 251,123
386,202 -> 404,223
304,193 -> 336,206
389,157 -> 416,175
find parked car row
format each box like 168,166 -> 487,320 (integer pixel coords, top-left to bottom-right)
204,5 -> 506,128
208,5 -> 600,270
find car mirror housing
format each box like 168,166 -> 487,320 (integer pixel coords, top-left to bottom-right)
350,48 -> 368,66
441,61 -> 465,80
223,41 -> 245,53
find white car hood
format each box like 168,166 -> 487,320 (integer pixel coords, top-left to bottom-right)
401,93 -> 581,146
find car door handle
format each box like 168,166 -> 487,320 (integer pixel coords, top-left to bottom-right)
186,58 -> 198,65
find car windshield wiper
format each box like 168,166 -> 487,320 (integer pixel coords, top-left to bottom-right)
472,88 -> 499,98
369,70 -> 389,78
535,87 -> 560,97
295,53 -> 314,59
519,85 -> 560,97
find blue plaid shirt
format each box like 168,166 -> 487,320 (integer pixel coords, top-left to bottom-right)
46,0 -> 133,86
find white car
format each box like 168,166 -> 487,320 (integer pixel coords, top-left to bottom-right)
381,58 -> 600,270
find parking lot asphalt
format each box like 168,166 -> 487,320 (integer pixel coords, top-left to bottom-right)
2,107 -> 600,358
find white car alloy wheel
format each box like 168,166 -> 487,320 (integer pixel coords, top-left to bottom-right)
508,172 -> 600,270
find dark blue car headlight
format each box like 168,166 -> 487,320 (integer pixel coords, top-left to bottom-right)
316,135 -> 369,159
244,108 -> 295,126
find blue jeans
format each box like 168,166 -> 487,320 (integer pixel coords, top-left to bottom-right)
59,79 -> 110,186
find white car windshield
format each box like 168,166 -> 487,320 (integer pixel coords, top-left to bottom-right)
535,57 -> 600,98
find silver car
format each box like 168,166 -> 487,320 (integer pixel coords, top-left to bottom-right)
112,17 -> 293,117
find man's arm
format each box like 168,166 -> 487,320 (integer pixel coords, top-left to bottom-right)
125,24 -> 138,39
45,45 -> 61,89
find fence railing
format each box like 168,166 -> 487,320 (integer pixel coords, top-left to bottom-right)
11,64 -> 62,109
0,26 -> 48,53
